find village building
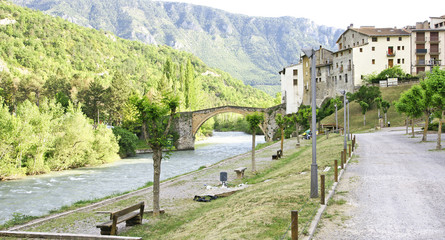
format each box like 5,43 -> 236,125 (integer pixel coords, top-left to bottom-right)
410,16 -> 445,75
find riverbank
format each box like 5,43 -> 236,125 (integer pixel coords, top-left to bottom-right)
5,133 -> 348,239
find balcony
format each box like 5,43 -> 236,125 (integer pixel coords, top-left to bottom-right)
416,49 -> 427,55
339,66 -> 344,73
415,37 -> 427,43
416,59 -> 442,66
416,60 -> 426,66
386,51 -> 396,57
430,36 -> 440,43
430,48 -> 441,55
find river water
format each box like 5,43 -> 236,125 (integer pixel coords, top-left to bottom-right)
0,132 -> 264,224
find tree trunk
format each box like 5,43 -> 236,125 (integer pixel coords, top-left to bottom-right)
251,131 -> 256,172
152,147 -> 162,216
280,127 -> 284,154
437,111 -> 443,150
384,112 -> 388,127
406,117 -> 409,134
335,107 -> 338,131
422,116 -> 429,142
363,114 -> 366,126
411,119 -> 415,137
378,108 -> 381,119
296,122 -> 300,144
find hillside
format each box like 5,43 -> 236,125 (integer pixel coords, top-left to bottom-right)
12,0 -> 343,94
0,1 -> 274,115
321,83 -> 417,132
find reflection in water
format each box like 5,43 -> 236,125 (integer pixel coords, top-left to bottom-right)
0,132 -> 264,224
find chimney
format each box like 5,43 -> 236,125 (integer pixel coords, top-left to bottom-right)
348,23 -> 354,29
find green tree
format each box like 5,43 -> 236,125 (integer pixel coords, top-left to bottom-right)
80,80 -> 106,125
359,101 -> 369,126
246,112 -> 264,172
349,85 -> 381,110
395,85 -> 424,137
374,97 -> 382,119
275,113 -> 286,154
132,90 -> 180,216
106,71 -> 131,125
112,126 -> 138,157
381,100 -> 391,127
423,67 -> 445,149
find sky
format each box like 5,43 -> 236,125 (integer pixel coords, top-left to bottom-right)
159,0 -> 444,29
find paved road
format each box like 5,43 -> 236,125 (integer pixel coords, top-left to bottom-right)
315,127 -> 445,239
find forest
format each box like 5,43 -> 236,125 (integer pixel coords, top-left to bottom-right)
0,2 -> 275,179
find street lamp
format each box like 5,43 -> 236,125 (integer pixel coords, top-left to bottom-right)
346,99 -> 350,141
303,47 -> 318,198
340,90 -> 347,153
334,103 -> 338,132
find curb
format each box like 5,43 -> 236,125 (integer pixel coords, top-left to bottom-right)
304,145 -> 356,240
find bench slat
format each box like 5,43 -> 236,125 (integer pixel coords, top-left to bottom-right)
96,212 -> 139,228
112,202 -> 144,219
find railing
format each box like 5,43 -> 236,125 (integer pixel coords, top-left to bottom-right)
386,51 -> 396,57
415,37 -> 427,42
416,59 -> 442,66
416,49 -> 427,54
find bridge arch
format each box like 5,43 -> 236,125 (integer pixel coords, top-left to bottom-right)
191,106 -> 266,136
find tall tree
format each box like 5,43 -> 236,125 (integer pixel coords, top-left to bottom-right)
275,113 -> 286,154
106,71 -> 130,125
423,67 -> 445,149
381,100 -> 391,127
395,85 -> 424,137
184,59 -> 194,109
359,101 -> 369,126
79,80 -> 106,125
132,90 -> 179,215
246,112 -> 264,173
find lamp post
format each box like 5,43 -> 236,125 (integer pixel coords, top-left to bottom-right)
334,103 -> 338,132
303,47 -> 318,198
341,90 -> 347,152
347,99 -> 350,141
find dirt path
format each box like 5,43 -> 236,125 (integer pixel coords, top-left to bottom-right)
13,136 -> 302,236
313,127 -> 445,239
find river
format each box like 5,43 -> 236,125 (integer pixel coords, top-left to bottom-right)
0,131 -> 265,224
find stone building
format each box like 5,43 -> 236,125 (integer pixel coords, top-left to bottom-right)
410,16 -> 445,74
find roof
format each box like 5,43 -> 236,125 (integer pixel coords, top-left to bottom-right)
351,27 -> 411,36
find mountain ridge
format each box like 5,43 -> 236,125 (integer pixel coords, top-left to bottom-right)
12,0 -> 343,94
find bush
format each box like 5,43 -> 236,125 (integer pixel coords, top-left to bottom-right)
427,122 -> 445,131
112,126 -> 138,157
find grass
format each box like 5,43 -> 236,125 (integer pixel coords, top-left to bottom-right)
121,134 -> 347,239
321,83 -> 416,132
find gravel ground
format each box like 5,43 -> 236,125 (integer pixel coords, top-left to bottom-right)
13,136 -> 300,236
314,127 -> 445,240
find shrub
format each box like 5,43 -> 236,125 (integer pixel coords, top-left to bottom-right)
112,126 -> 138,157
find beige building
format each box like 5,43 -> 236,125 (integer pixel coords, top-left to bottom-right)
334,25 -> 411,86
410,16 -> 445,74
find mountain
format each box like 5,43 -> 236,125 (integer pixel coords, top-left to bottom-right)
0,1 -> 274,116
11,0 -> 343,94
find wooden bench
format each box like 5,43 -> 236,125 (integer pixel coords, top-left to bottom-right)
234,167 -> 247,179
96,202 -> 145,235
272,154 -> 278,160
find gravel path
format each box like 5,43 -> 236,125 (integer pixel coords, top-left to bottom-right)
314,127 -> 445,239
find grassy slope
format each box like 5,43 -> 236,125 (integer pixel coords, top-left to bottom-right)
321,83 -> 416,133
121,135 -> 346,239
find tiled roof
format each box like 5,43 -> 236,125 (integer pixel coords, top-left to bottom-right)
351,27 -> 410,36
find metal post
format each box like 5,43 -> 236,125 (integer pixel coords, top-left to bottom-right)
334,160 -> 338,182
347,100 -> 350,141
291,210 -> 298,240
306,48 -> 318,199
341,151 -> 344,169
320,175 -> 325,205
335,104 -> 338,132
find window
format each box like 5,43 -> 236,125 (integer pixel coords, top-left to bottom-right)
293,79 -> 298,86
293,69 -> 298,76
372,59 -> 375,64
372,47 -> 375,51
402,46 -> 405,50
336,63 -> 338,68
360,48 -> 363,52
336,53 -> 338,57
372,37 -> 378,42
349,50 -> 351,54
387,37 -> 390,41
341,52 -> 343,56
399,37 -> 402,41
339,43 -> 343,49
352,34 -> 355,38
339,75 -> 342,81
345,74 -> 348,83
353,43 -> 355,47
402,59 -> 405,64
397,59 -> 401,64
362,39 -> 365,44
397,46 -> 401,50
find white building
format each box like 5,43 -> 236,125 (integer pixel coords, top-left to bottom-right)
279,63 -> 304,114
334,26 -> 411,86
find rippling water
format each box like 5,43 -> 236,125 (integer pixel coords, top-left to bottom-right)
0,132 -> 265,224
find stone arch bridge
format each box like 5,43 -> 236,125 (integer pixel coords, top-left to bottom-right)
173,104 -> 286,150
